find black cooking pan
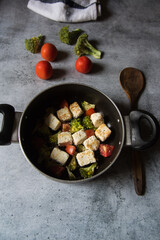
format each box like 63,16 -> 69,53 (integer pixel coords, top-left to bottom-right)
0,83 -> 159,182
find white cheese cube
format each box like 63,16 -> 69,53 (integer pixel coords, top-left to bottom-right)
57,107 -> 72,122
95,123 -> 111,142
50,147 -> 69,165
45,113 -> 61,131
69,102 -> 83,118
83,135 -> 100,151
76,150 -> 96,167
58,132 -> 73,146
72,129 -> 87,145
90,112 -> 104,128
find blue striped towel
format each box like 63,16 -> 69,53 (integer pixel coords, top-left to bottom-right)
27,0 -> 101,22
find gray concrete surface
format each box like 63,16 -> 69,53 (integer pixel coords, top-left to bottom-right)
0,0 -> 160,239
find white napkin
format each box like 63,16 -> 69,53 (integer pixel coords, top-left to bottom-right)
27,0 -> 101,22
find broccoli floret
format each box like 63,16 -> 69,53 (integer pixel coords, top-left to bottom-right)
70,118 -> 83,134
34,123 -> 51,138
82,116 -> 95,130
37,145 -> 51,165
49,131 -> 61,146
66,167 -> 76,180
40,145 -> 50,159
59,25 -> 83,45
77,145 -> 86,152
45,107 -> 55,116
81,101 -> 95,111
25,34 -> 45,53
67,154 -> 77,171
79,163 -> 98,179
74,33 -> 101,59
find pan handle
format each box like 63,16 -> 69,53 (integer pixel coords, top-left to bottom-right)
129,110 -> 159,150
0,104 -> 15,145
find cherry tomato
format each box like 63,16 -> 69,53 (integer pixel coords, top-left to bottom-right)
35,60 -> 53,80
75,56 -> 92,74
99,144 -> 114,157
62,123 -> 70,132
50,165 -> 65,178
85,108 -> 95,116
41,43 -> 58,62
60,100 -> 69,108
66,145 -> 76,155
85,129 -> 95,138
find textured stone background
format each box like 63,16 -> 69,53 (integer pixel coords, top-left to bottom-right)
0,0 -> 160,239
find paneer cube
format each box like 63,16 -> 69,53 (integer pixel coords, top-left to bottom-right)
69,102 -> 83,118
57,107 -> 72,122
76,150 -> 96,167
72,129 -> 87,145
50,147 -> 69,165
58,132 -> 73,146
83,135 -> 100,151
90,112 -> 104,128
95,123 -> 111,142
45,113 -> 61,131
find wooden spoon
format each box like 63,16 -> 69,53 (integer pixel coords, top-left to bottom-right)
119,67 -> 145,195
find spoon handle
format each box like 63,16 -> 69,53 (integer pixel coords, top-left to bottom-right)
131,149 -> 145,195
130,105 -> 145,195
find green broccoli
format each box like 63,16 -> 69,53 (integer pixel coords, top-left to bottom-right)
49,131 -> 61,146
37,144 -> 51,165
70,118 -> 83,134
82,116 -> 95,130
40,145 -> 50,159
45,107 -> 55,116
67,154 -> 77,171
74,33 -> 101,59
25,34 -> 45,53
77,145 -> 86,152
59,25 -> 83,45
66,167 -> 76,180
79,163 -> 98,179
38,145 -> 59,170
34,123 -> 51,138
81,101 -> 95,111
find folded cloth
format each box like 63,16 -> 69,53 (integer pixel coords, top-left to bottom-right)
27,0 -> 101,22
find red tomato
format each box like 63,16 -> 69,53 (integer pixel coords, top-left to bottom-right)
41,43 -> 58,62
85,129 -> 95,138
50,165 -> 65,178
75,56 -> 92,74
62,123 -> 70,132
60,100 -> 69,108
35,60 -> 53,80
85,108 -> 95,116
66,145 -> 76,155
99,144 -> 114,157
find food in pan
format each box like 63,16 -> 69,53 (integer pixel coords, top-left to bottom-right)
31,100 -> 114,180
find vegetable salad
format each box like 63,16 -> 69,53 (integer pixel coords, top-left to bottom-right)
31,100 -> 114,180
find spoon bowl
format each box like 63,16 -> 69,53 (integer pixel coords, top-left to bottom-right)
120,67 -> 144,110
